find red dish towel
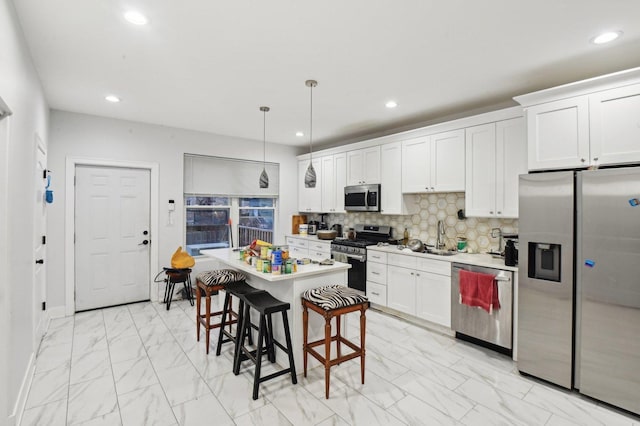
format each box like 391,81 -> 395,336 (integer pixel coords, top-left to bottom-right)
459,270 -> 500,314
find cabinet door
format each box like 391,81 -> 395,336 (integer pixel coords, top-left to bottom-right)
526,96 -> 590,171
401,137 -> 430,193
465,123 -> 497,217
362,146 -> 381,184
496,117 -> 527,218
298,158 -> 322,212
431,129 -> 465,191
346,150 -> 364,185
320,155 -> 335,213
590,83 -> 640,166
415,271 -> 451,327
387,265 -> 416,315
381,142 -> 404,214
334,153 -> 347,212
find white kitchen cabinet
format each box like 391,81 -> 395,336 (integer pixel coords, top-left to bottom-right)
387,265 -> 416,315
465,117 -> 527,218
525,96 -> 590,171
286,236 -> 330,260
366,249 -> 387,306
320,153 -> 346,213
308,240 -> 331,260
589,83 -> 640,166
380,142 -> 419,215
346,146 -> 381,185
298,158 -> 322,212
402,129 -> 465,193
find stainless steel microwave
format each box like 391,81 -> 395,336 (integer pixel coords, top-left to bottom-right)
344,184 -> 381,212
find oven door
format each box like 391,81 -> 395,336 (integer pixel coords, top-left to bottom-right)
345,253 -> 367,292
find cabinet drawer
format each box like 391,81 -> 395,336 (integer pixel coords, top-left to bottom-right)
388,253 -> 417,269
286,237 -> 308,249
366,261 -> 387,284
367,250 -> 387,263
309,241 -> 331,251
366,282 -> 387,306
416,257 -> 451,276
290,246 -> 307,258
309,250 -> 330,260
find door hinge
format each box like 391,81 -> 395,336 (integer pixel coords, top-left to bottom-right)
42,301 -> 46,311
42,235 -> 46,245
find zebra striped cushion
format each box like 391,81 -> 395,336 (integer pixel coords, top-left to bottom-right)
301,285 -> 368,310
197,269 -> 246,286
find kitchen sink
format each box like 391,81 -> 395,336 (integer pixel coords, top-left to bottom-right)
425,248 -> 457,256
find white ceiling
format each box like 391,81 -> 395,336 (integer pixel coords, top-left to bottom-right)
12,0 -> 640,149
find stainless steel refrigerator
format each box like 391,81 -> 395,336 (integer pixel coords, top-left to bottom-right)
518,167 -> 640,416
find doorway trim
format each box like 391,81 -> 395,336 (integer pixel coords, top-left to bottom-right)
65,157 -> 159,316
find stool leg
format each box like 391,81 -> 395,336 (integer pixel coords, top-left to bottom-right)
205,289 -> 211,354
281,310 -> 297,384
266,313 -> 275,363
216,292 -> 232,356
166,281 -> 175,310
336,314 -> 342,362
187,276 -> 194,306
233,303 -> 251,376
302,304 -> 309,378
324,314 -> 331,399
195,284 -> 201,341
252,314 -> 266,400
360,306 -> 366,385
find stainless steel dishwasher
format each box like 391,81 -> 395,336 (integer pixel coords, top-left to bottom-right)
451,263 -> 513,354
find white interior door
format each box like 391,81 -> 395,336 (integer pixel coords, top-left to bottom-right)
75,165 -> 151,311
0,107 -> 11,425
33,136 -> 47,346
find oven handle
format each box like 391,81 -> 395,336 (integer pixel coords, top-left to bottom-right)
332,252 -> 366,262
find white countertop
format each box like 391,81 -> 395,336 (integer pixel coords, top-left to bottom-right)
286,233 -> 334,242
367,245 -> 518,272
201,248 -> 351,282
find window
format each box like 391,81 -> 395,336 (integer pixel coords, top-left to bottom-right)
185,196 -> 276,256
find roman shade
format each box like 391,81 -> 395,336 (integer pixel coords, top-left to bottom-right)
184,154 -> 279,197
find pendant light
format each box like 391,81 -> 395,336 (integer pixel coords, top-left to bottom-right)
304,79 -> 317,188
259,106 -> 270,188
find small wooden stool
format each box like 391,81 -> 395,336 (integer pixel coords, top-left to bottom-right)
301,285 -> 369,399
195,269 -> 246,354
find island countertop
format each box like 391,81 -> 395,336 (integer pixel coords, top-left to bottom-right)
200,248 -> 351,281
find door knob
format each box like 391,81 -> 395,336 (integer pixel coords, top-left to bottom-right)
35,259 -> 44,264
139,239 -> 149,246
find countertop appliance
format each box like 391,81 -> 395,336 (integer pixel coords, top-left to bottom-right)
518,168 -> 640,416
451,263 -> 513,355
331,224 -> 392,292
307,220 -> 319,235
344,184 -> 381,212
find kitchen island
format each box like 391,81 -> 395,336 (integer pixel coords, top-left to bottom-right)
200,249 -> 351,369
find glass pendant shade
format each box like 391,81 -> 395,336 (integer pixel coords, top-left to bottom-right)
304,80 -> 317,188
259,106 -> 269,188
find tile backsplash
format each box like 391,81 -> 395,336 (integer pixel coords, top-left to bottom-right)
308,192 -> 518,253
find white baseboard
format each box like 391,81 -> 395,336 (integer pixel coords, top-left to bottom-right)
47,306 -> 67,319
10,351 -> 36,426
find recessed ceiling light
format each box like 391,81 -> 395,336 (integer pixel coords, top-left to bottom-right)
124,10 -> 148,25
105,95 -> 121,103
296,131 -> 304,137
591,31 -> 622,45
385,100 -> 398,109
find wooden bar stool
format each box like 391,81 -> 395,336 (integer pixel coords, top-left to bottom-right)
195,269 -> 246,354
301,285 -> 369,399
234,290 -> 297,400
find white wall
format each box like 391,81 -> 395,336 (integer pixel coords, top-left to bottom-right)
0,0 -> 50,422
47,110 -> 299,309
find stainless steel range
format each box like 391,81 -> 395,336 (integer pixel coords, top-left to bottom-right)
331,224 -> 393,292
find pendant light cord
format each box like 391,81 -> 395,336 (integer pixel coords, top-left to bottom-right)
309,82 -> 313,161
263,109 -> 266,165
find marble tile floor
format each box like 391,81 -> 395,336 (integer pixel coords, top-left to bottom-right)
21,296 -> 639,426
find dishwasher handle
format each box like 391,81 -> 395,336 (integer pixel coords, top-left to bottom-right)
452,264 -> 511,282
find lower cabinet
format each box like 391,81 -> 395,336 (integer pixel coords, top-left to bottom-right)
366,251 -> 388,306
386,253 -> 451,327
286,236 -> 330,260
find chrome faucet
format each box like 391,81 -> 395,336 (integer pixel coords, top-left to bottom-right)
436,220 -> 445,250
490,228 -> 503,253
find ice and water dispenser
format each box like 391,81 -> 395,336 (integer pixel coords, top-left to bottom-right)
528,242 -> 561,282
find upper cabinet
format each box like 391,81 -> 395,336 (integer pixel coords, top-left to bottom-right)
465,117 -> 527,218
298,158 -> 322,212
515,68 -> 640,171
346,146 -> 381,185
380,142 -> 418,215
402,129 -> 465,193
320,153 -> 346,213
